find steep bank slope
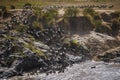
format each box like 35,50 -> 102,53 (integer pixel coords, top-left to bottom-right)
59,16 -> 94,35
59,10 -> 120,36
0,8 -> 120,79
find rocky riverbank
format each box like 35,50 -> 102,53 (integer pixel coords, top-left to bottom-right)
0,8 -> 89,79
0,5 -> 120,79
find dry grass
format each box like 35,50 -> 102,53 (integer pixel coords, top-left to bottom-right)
0,0 -> 120,10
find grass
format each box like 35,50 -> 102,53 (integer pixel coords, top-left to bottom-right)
70,39 -> 78,46
4,35 -> 17,40
24,43 -> 45,56
16,24 -> 28,33
0,0 -> 43,9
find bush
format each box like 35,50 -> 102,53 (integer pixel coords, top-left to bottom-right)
70,40 -> 78,46
0,5 -> 7,11
10,5 -> 15,9
83,8 -> 102,30
0,5 -> 8,19
41,9 -> 58,26
111,19 -> 120,36
23,3 -> 32,9
32,21 -> 43,30
92,19 -> 102,27
16,25 -> 28,33
0,11 -> 1,17
70,39 -> 79,49
110,11 -> 120,19
24,44 -> 45,56
64,8 -> 79,17
83,8 -> 97,17
95,25 -> 111,35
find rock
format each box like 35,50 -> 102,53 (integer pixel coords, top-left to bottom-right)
110,12 -> 120,19
0,69 -> 17,79
70,31 -> 118,57
66,54 -> 82,63
0,49 -> 46,78
91,66 -> 96,69
100,13 -> 112,22
33,42 -> 50,50
94,47 -> 120,62
0,30 -> 8,34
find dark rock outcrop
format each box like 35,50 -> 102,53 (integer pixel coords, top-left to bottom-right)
100,13 -> 112,22
94,47 -> 120,62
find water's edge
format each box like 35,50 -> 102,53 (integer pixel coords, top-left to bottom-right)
9,61 -> 120,80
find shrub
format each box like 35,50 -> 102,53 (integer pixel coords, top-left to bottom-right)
32,21 -> 43,30
16,25 -> 28,33
24,44 -> 45,56
0,11 -> 1,17
92,19 -> 102,27
10,5 -> 15,9
0,5 -> 7,11
83,8 -> 97,17
110,11 -> 120,19
23,3 -> 32,9
83,8 -> 102,30
95,25 -> 111,35
111,19 -> 120,36
5,35 -> 16,40
41,9 -> 58,26
0,5 -> 8,19
64,8 -> 79,17
70,40 -> 78,46
70,39 -> 79,49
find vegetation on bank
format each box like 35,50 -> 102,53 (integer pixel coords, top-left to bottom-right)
0,2 -> 120,78
0,3 -> 120,36
83,8 -> 103,31
64,8 -> 79,17
24,43 -> 45,56
41,9 -> 58,26
82,8 -> 120,36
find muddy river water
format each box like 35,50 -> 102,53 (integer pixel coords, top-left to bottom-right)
9,61 -> 120,80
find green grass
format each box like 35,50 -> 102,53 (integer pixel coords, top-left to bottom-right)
24,43 -> 45,56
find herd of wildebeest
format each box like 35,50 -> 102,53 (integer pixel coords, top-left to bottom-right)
0,4 -> 89,79
0,2 -> 118,79
33,4 -> 114,10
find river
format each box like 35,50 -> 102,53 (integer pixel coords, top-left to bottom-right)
9,61 -> 120,80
